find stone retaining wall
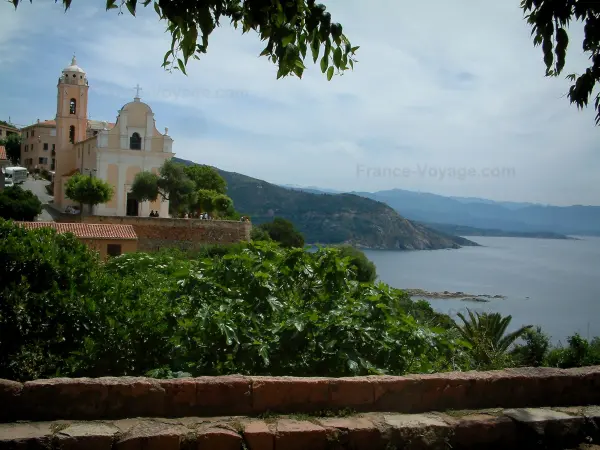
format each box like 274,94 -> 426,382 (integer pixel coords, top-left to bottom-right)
1,366 -> 599,422
73,216 -> 251,250
2,406 -> 599,450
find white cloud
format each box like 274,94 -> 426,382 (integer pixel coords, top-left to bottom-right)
0,0 -> 598,205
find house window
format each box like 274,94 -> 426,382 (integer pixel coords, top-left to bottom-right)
43,143 -> 48,151
52,144 -> 55,151
69,125 -> 75,143
31,129 -> 34,137
107,244 -> 122,257
24,145 -> 28,152
129,132 -> 142,150
69,98 -> 76,114
31,144 -> 34,151
38,157 -> 44,164
26,131 -> 29,138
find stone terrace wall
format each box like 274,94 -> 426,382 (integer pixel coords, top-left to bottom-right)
1,366 -> 600,422
73,216 -> 251,251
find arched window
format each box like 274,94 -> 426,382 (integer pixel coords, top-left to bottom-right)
130,132 -> 142,150
69,125 -> 75,144
69,98 -> 76,115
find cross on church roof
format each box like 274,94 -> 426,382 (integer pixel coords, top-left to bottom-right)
134,84 -> 142,99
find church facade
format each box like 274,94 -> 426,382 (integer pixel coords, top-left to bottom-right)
53,57 -> 173,217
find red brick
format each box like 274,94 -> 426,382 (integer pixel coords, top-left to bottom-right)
103,377 -> 165,418
328,378 -> 374,410
274,419 -> 332,450
194,376 -> 252,416
22,378 -> 109,420
251,377 -> 330,414
318,417 -> 383,449
196,427 -> 242,450
243,421 -> 274,450
370,376 -> 422,413
159,379 -> 197,417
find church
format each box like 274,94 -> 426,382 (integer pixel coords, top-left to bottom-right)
53,56 -> 174,217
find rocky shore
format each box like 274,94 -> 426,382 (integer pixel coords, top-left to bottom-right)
404,288 -> 506,303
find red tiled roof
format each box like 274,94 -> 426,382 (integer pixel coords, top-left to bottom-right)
18,222 -> 138,240
0,146 -> 6,161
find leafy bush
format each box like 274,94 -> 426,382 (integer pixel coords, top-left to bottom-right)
510,326 -> 551,367
336,245 -> 377,283
546,334 -> 600,368
250,226 -> 272,241
0,186 -> 42,221
0,222 -> 465,380
257,217 -> 305,248
0,219 -> 101,379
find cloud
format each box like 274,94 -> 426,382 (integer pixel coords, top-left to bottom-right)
0,0 -> 598,205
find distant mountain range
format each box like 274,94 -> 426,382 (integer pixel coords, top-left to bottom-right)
282,184 -> 600,236
173,158 -> 476,250
352,189 -> 600,236
421,223 -> 573,240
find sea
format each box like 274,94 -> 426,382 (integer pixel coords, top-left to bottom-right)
362,236 -> 600,344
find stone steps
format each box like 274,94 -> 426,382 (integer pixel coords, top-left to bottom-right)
1,406 -> 600,450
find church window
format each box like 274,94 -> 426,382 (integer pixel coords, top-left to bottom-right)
69,125 -> 75,143
70,98 -> 76,114
130,132 -> 142,150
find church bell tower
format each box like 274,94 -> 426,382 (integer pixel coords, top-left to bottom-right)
54,56 -> 89,208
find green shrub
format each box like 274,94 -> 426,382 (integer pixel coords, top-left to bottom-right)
335,244 -> 377,283
510,326 -> 551,367
0,186 -> 42,221
250,226 -> 272,242
0,223 -> 466,380
0,219 -> 101,379
546,334 -> 600,368
257,217 -> 304,248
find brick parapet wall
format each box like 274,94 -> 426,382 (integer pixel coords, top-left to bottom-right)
1,366 -> 599,422
56,215 -> 251,250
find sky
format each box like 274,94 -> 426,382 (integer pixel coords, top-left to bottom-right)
0,1 -> 598,206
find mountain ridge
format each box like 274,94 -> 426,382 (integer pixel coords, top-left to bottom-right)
276,184 -> 599,236
172,158 -> 477,250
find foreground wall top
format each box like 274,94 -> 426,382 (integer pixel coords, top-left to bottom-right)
2,366 -> 600,422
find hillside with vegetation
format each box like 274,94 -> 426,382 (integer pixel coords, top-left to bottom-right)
173,158 -> 476,250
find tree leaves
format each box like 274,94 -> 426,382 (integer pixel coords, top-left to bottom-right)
14,0 -> 358,82
327,65 -> 334,81
521,0 -> 600,125
65,173 -> 114,211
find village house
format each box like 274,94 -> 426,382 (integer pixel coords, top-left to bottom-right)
0,121 -> 19,140
18,222 -> 138,259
